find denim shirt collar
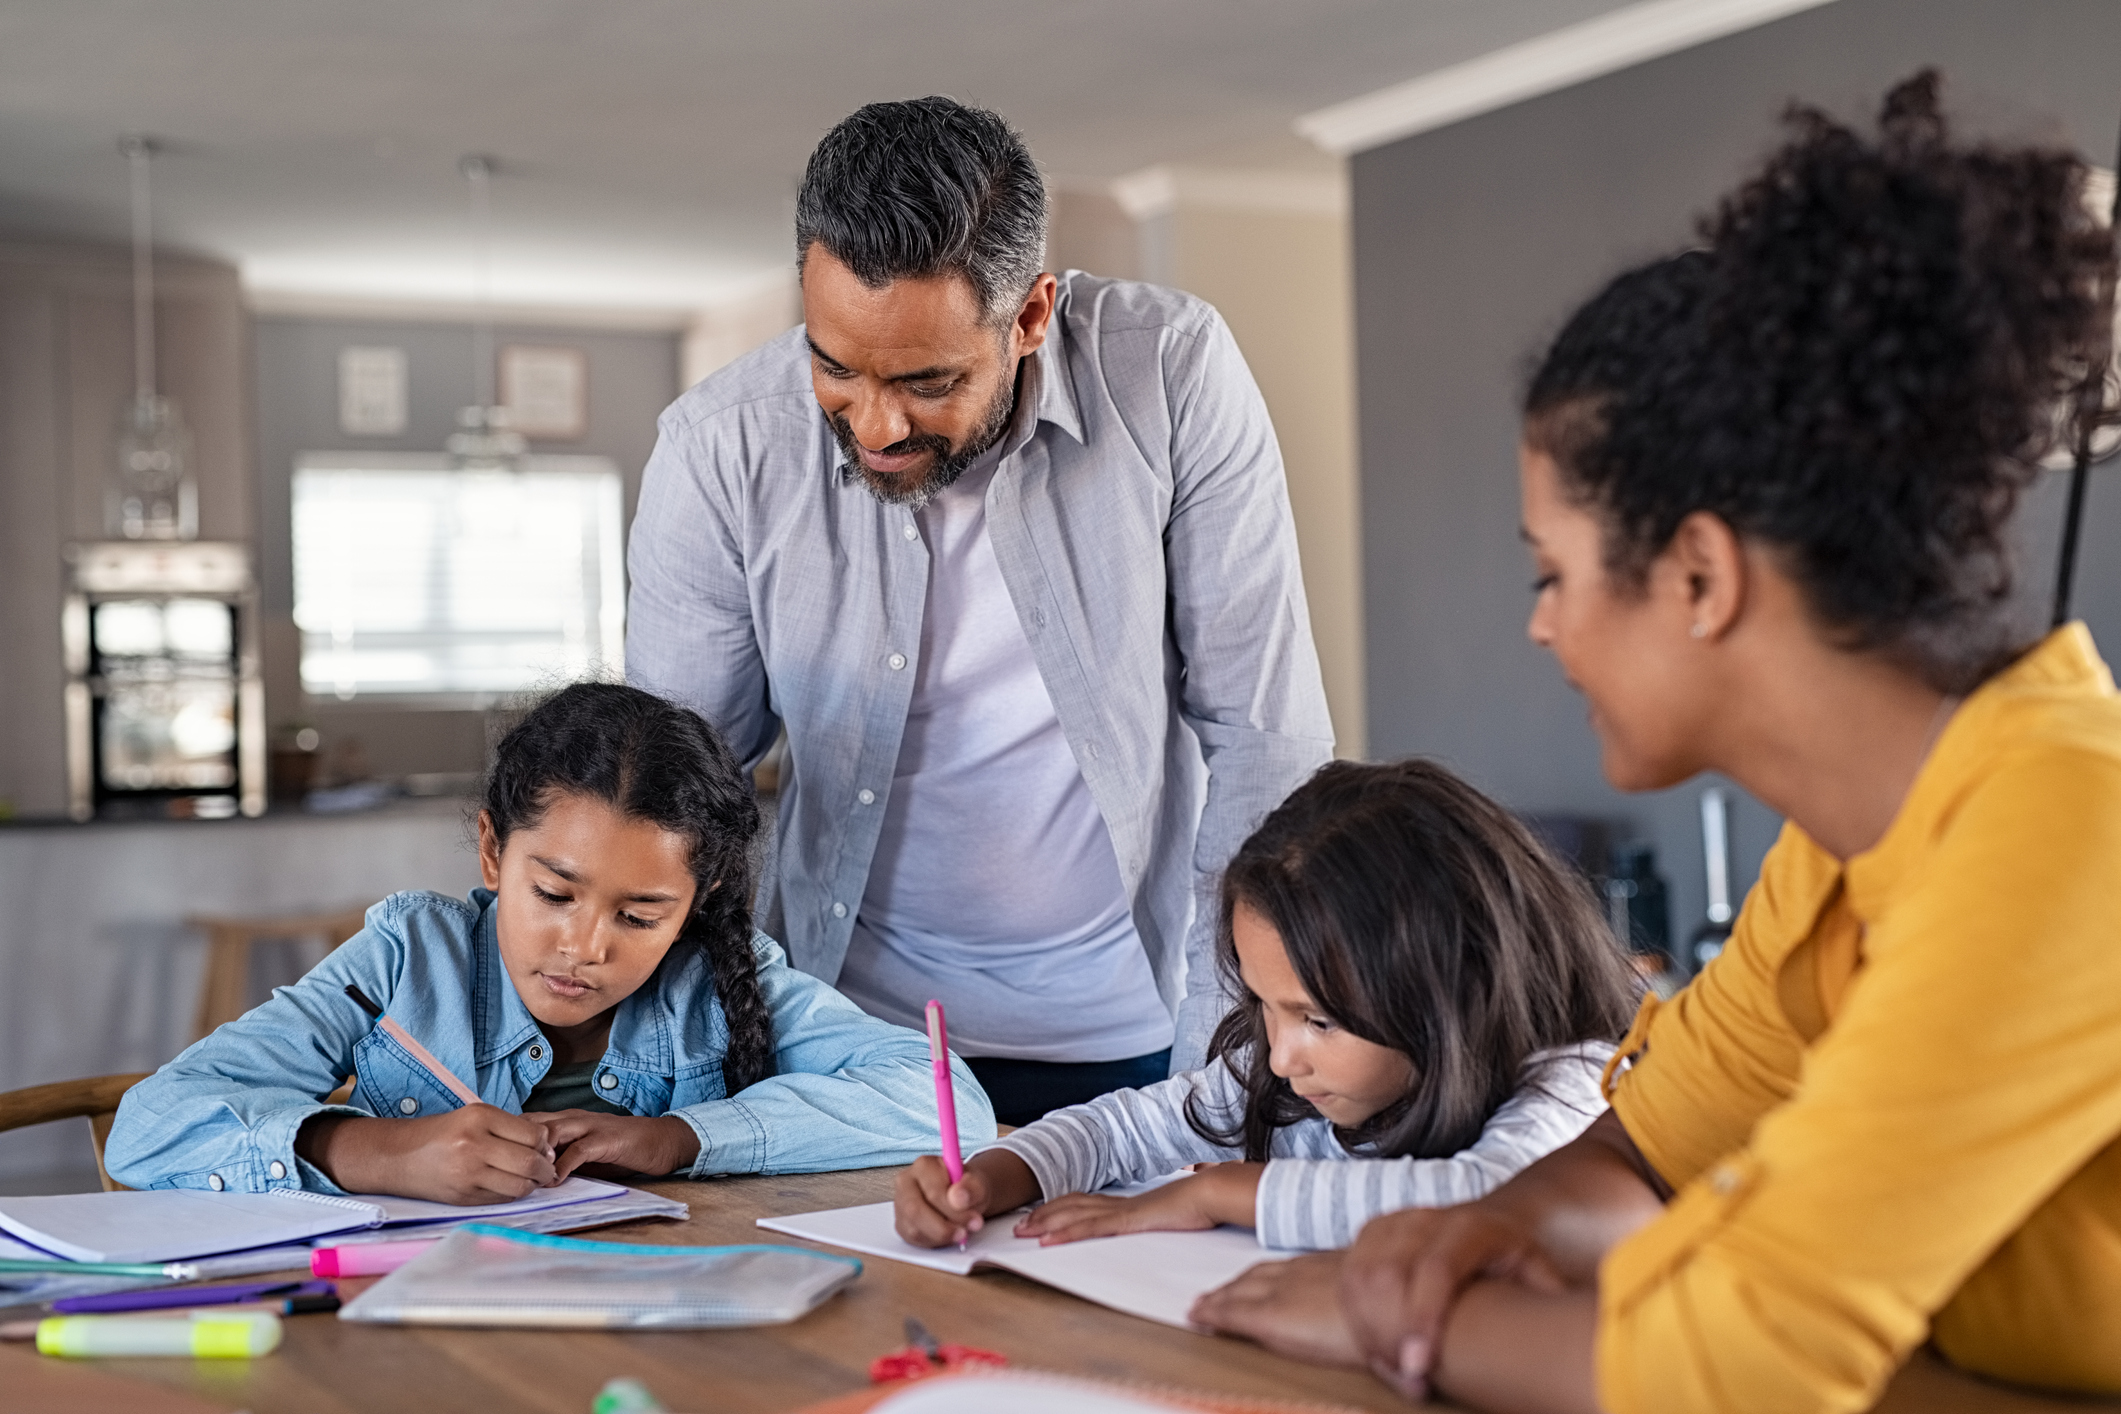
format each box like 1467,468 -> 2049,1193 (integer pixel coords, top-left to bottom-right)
468,887 -> 687,1074
471,890 -> 541,1066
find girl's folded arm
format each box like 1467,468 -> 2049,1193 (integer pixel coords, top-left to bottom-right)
668,936 -> 997,1176
103,910 -> 409,1193
996,1061 -> 1247,1203
1256,1044 -> 1615,1251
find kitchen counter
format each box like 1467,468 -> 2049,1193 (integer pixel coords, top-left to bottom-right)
0,795 -> 482,1183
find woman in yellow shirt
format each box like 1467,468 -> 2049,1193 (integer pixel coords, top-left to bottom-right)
1193,73 -> 2121,1412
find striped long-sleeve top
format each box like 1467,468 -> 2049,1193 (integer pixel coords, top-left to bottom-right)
991,1041 -> 1614,1250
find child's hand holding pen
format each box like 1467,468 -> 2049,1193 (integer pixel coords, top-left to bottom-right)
893,1149 -> 1041,1248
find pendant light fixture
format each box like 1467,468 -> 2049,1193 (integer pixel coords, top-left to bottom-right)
109,135 -> 198,539
446,153 -> 526,468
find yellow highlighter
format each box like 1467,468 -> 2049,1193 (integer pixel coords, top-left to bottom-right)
16,1309 -> 283,1358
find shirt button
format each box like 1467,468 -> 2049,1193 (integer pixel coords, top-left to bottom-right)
1709,1164 -> 1741,1195
208,1173 -> 225,1191
887,652 -> 907,671
831,902 -> 848,919
857,789 -> 875,805
902,523 -> 918,541
598,1073 -> 619,1091
269,1161 -> 287,1180
399,1097 -> 418,1115
529,1044 -> 544,1060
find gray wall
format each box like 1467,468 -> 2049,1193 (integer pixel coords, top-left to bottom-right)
1351,0 -> 2121,950
0,240 -> 251,819
252,315 -> 681,778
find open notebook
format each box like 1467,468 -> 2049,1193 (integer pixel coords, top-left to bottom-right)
0,1176 -> 636,1265
811,1370 -> 1372,1414
756,1185 -> 1296,1330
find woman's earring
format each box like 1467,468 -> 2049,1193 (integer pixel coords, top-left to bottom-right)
1690,622 -> 1708,639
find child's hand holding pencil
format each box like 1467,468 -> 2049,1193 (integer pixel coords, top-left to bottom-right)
296,1105 -> 559,1205
291,983 -> 561,1205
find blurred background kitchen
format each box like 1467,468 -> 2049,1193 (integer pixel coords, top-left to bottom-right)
3,0 -> 2119,1191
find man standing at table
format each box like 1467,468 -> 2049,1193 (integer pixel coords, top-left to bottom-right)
626,97 -> 1331,1124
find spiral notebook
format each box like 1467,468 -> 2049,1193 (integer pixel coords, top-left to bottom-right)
0,1176 -> 631,1265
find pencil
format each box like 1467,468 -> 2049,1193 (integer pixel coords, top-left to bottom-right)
344,984 -> 483,1107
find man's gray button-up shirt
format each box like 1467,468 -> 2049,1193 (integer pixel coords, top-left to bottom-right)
626,271 -> 1334,1072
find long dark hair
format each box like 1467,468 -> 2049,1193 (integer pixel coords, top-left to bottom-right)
483,683 -> 773,1093
1525,71 -> 2118,694
1190,759 -> 1639,1162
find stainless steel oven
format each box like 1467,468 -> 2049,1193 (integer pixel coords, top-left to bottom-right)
63,542 -> 265,820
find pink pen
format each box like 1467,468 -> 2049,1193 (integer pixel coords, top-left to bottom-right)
925,999 -> 967,1249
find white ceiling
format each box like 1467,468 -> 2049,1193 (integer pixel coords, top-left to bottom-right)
0,0 -> 1641,317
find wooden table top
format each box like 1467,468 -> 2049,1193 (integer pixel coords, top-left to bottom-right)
9,1167 -> 2114,1414
8,1166 -> 1412,1414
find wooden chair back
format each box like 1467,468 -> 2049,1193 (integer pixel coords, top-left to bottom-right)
186,905 -> 372,1041
0,1073 -> 152,1192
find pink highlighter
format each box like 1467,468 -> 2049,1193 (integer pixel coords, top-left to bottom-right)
311,1238 -> 438,1278
925,1000 -> 967,1249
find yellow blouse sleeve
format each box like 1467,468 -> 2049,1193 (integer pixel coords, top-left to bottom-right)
1597,746 -> 2121,1414
1606,821 -> 1832,1190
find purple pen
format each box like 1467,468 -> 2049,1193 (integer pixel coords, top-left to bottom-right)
52,1278 -> 333,1315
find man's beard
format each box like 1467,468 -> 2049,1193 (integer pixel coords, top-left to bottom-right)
832,366 -> 1018,510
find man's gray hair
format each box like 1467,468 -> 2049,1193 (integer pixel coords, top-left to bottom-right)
796,97 -> 1048,324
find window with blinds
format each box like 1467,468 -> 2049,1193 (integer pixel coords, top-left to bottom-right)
292,454 -> 626,701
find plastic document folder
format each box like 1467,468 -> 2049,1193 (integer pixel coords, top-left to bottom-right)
339,1224 -> 862,1328
0,1176 -> 633,1265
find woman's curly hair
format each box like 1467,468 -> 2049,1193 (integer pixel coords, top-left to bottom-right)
1526,70 -> 2119,692
483,683 -> 774,1093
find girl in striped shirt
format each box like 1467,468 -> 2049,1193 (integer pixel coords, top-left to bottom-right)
893,757 -> 1641,1252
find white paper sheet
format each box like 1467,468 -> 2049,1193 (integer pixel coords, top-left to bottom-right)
0,1176 -> 630,1265
362,1176 -> 628,1227
756,1195 -> 1295,1329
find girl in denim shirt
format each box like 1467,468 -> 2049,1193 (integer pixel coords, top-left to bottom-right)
107,684 -> 995,1202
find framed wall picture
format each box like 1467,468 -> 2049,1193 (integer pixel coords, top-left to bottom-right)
498,344 -> 588,440
338,346 -> 408,436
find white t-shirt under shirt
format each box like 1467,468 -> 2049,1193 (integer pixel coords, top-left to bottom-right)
835,440 -> 1176,1064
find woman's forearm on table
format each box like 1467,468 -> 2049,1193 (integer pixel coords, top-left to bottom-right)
1432,1281 -> 1601,1414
